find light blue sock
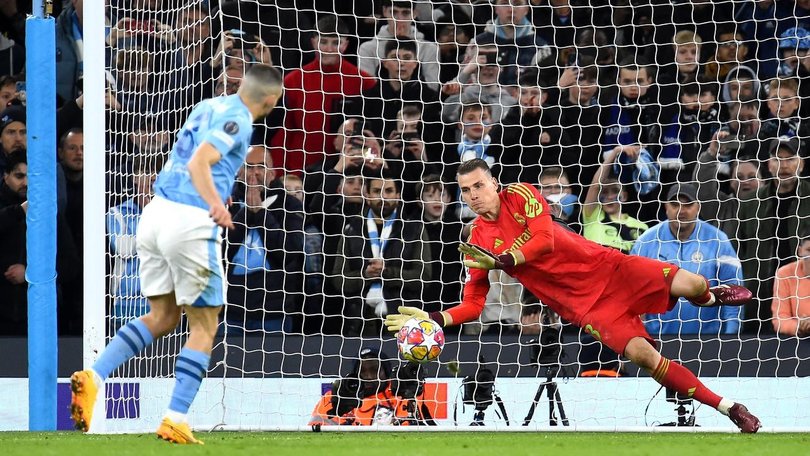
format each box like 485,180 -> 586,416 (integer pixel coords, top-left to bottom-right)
168,348 -> 210,414
92,319 -> 154,380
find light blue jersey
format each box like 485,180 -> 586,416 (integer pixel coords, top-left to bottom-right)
107,198 -> 149,320
631,220 -> 743,336
154,94 -> 254,210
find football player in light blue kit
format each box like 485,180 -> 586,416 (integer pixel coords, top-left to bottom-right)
70,64 -> 283,444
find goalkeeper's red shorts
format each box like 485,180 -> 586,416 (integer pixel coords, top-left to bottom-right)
579,256 -> 680,356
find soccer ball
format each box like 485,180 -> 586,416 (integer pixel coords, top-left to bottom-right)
396,317 -> 445,364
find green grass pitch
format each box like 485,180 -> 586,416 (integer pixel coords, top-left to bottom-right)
1,432 -> 807,456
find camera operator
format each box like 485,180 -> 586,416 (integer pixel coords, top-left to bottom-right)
309,347 -> 396,426
309,348 -> 432,426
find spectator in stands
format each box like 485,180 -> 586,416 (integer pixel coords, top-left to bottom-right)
632,184 -> 743,336
412,176 -> 464,314
358,0 -> 440,92
738,136 -> 810,328
0,76 -> 16,109
558,64 -> 602,190
658,30 -> 704,107
582,150 -> 648,253
737,0 -> 779,79
532,0 -> 591,51
59,128 -> 83,251
214,66 -> 243,97
462,270 -> 524,335
600,58 -> 662,223
0,0 -> 26,62
760,78 -> 808,141
499,68 -> 572,184
113,47 -> 158,116
442,44 -> 518,125
777,27 -> 810,78
57,127 -> 84,330
0,151 -> 26,335
383,105 -> 440,204
705,28 -> 751,83
659,83 -> 721,184
270,16 -> 376,173
450,102 -> 498,170
538,166 -> 579,228
356,38 -> 440,140
304,118 -> 385,226
695,136 -> 763,238
463,0 -> 552,86
224,146 -> 305,333
329,173 -> 431,335
55,0 -> 82,104
0,151 -> 79,335
772,236 -> 810,336
719,65 -> 763,108
283,172 -> 323,308
107,155 -> 160,324
436,23 -> 470,83
0,104 -> 24,172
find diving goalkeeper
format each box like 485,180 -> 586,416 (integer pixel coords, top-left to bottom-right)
385,158 -> 761,433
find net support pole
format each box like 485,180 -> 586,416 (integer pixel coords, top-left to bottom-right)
83,0 -> 107,434
26,0 -> 56,432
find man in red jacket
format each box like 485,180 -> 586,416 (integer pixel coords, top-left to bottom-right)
385,158 -> 762,433
269,16 -> 376,173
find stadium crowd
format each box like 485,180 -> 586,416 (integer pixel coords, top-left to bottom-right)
0,0 -> 809,343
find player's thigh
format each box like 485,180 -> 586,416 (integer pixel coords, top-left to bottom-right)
136,203 -> 175,298
613,255 -> 680,315
163,230 -> 226,308
581,308 -> 655,359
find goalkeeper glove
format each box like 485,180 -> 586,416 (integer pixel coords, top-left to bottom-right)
384,306 -> 450,332
458,243 -> 517,270
384,306 -> 428,332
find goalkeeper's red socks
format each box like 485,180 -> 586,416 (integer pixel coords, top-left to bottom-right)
687,276 -> 715,307
651,356 -> 732,413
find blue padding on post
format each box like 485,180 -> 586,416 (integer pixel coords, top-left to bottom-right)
26,16 -> 57,432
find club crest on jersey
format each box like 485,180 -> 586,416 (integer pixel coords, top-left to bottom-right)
513,212 -> 526,225
525,197 -> 542,218
691,250 -> 704,262
223,121 -> 239,135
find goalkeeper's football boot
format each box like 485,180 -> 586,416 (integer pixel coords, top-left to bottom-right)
69,370 -> 99,432
156,417 -> 204,444
709,285 -> 753,306
728,403 -> 762,433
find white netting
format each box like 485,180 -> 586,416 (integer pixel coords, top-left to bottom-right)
101,0 -> 810,431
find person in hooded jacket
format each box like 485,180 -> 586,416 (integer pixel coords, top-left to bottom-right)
309,347 -> 404,426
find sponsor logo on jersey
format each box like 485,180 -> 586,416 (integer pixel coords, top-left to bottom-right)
507,228 -> 532,252
663,267 -> 671,278
525,198 -> 542,218
513,212 -> 526,225
494,238 -> 504,249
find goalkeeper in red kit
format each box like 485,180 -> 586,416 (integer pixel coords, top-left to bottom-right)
385,159 -> 762,433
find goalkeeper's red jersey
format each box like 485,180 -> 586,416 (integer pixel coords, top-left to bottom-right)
450,183 -> 629,326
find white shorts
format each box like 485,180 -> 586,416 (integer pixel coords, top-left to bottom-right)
136,196 -> 226,307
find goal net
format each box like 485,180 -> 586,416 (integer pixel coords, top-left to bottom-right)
97,0 -> 810,432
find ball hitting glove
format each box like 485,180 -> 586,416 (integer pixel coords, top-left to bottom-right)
384,306 -> 428,332
458,243 -> 517,270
